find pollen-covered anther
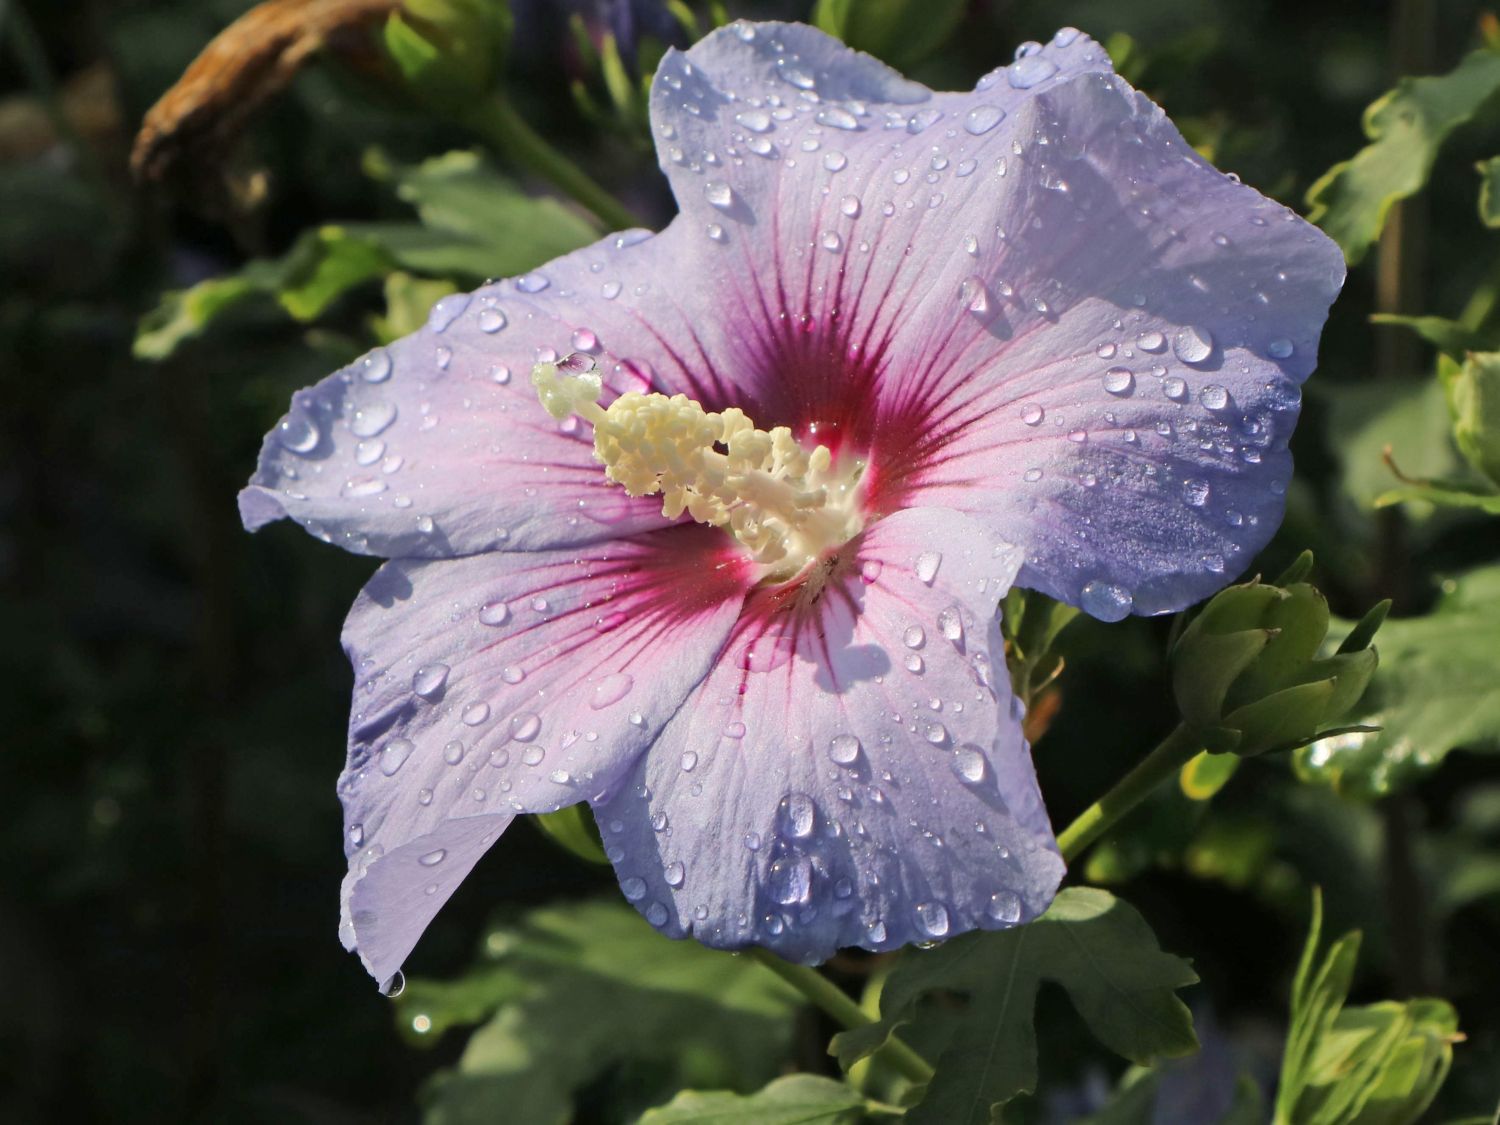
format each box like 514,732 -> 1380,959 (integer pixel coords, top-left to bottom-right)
532,356 -> 866,578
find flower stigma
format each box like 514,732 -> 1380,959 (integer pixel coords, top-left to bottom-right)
532,354 -> 867,579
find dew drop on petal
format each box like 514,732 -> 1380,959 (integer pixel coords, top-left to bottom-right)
953,746 -> 986,783
860,559 -> 883,584
937,607 -> 964,643
589,672 -> 634,710
829,734 -> 861,765
1199,384 -> 1229,410
914,551 -> 942,584
680,750 -> 698,772
664,861 -> 685,887
1268,338 -> 1294,359
479,601 -> 510,626
351,402 -> 397,438
478,308 -> 507,333
816,106 -> 860,130
1164,376 -> 1188,401
769,856 -> 812,905
360,348 -> 392,383
964,104 -> 1005,135
903,624 -> 926,649
516,273 -> 550,293
277,412 -> 319,453
427,294 -> 469,332
1020,403 -> 1044,426
1103,367 -> 1135,395
380,738 -> 413,776
621,876 -> 647,901
704,181 -> 734,209
736,108 -> 772,132
1172,326 -> 1214,365
1008,56 -> 1058,88
461,702 -> 491,726
443,740 -> 465,765
840,194 -> 861,217
822,151 -> 848,173
510,712 -> 541,741
419,848 -> 446,867
778,792 -> 815,838
501,665 -> 525,685
1183,479 -> 1211,507
412,663 -> 449,698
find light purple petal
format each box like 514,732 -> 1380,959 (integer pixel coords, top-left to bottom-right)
645,24 -> 1343,618
590,507 -> 1064,962
239,229 -> 760,558
337,524 -> 751,982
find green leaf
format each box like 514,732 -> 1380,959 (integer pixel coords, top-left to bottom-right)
1375,483 -> 1500,513
529,804 -> 607,865
844,888 -> 1197,1122
638,1075 -> 868,1124
374,272 -> 458,343
1307,49 -> 1500,264
1180,750 -> 1241,800
398,900 -> 802,1124
1440,350 -> 1500,485
811,0 -> 968,69
1369,314 -> 1499,359
1294,566 -> 1500,798
1479,154 -> 1500,226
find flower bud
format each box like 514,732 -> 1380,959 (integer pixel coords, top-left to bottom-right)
1169,556 -> 1386,757
384,0 -> 512,109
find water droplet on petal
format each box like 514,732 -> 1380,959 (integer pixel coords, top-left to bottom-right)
360,348 -> 392,383
1020,403 -> 1044,426
351,402 -> 397,438
477,307 -> 507,333
1199,384 -> 1229,410
1268,338 -> 1294,359
589,672 -> 634,710
778,792 -> 815,838
822,151 -> 848,173
829,734 -> 861,765
903,624 -> 926,649
988,889 -> 1022,923
769,856 -> 812,905
736,109 -> 772,132
443,740 -> 465,765
412,664 -> 449,698
427,294 -> 470,332
461,702 -> 490,726
964,104 -> 1006,135
914,551 -> 942,584
479,601 -> 510,626
937,607 -> 964,643
516,273 -> 550,293
510,712 -> 541,741
1103,367 -> 1135,395
621,876 -> 647,901
704,181 -> 734,209
1173,326 -> 1214,365
664,861 -> 685,887
380,738 -> 413,776
1183,479 -> 1211,506
419,848 -> 446,867
1008,56 -> 1058,88
816,106 -> 860,130
277,412 -> 319,452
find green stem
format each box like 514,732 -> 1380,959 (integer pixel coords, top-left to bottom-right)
466,94 -> 642,231
746,948 -> 935,1087
1056,724 -> 1203,863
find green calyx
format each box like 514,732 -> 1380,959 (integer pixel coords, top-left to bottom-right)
385,0 -> 513,109
1170,556 -> 1387,757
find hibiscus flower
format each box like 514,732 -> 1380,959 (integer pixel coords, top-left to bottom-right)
240,21 -> 1343,987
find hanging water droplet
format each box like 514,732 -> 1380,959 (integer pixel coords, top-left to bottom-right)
1080,580 -> 1134,622
915,901 -> 951,936
988,889 -> 1022,923
412,663 -> 449,698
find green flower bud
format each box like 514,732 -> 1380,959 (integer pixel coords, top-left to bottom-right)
385,0 -> 512,110
1170,559 -> 1385,757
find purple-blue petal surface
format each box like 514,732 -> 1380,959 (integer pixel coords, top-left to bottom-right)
590,508 -> 1063,962
337,525 -> 751,981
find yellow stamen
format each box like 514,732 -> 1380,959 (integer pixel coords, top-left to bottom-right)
532,357 -> 865,578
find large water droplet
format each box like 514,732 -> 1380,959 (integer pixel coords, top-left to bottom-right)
277,412 -> 319,452
360,348 -> 392,383
1267,338 -> 1294,359
937,606 -> 964,643
1080,580 -> 1134,622
380,738 -> 413,776
988,889 -> 1022,923
915,901 -> 951,936
351,402 -> 397,438
964,104 -> 1006,135
1103,367 -> 1135,395
664,861 -> 685,887
1020,403 -> 1044,426
1199,384 -> 1229,410
1008,56 -> 1058,88
769,856 -> 812,905
903,624 -> 926,649
829,734 -> 861,765
954,746 -> 986,783
477,307 -> 507,334
1182,479 -> 1211,507
419,848 -> 446,867
1173,326 -> 1214,365
621,876 -> 647,900
479,600 -> 510,626
778,792 -> 816,839
427,294 -> 470,332
510,712 -> 541,741
736,109 -> 773,133
589,672 -> 634,710
914,551 -> 942,584
516,273 -> 550,293
461,702 -> 491,726
412,664 -> 449,699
